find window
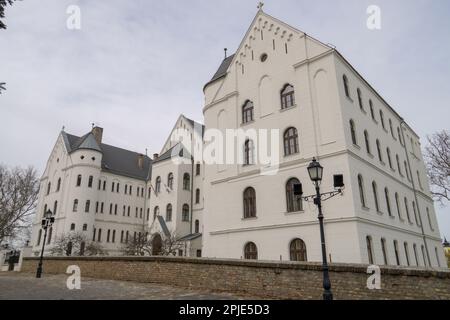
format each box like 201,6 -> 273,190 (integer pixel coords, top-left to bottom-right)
357,88 -> 364,111
112,230 -> 116,243
243,187 -> 257,218
43,204 -> 47,216
426,208 -> 434,231
82,224 -> 87,231
76,175 -> 82,187
421,245 -> 427,267
396,155 -> 402,175
435,247 -> 441,268
242,100 -> 254,124
167,173 -> 174,190
379,110 -> 385,129
107,229 -> 110,242
286,178 -> 303,212
66,242 -> 73,256
148,187 -> 151,198
117,183 -> 120,193
369,100 -> 375,120
412,201 -> 419,226
343,75 -> 350,98
146,208 -> 149,221
389,119 -> 395,139
349,120 -> 357,145
101,202 -> 104,214
280,84 -> 295,109
358,175 -> 366,208
70,223 -> 75,231
387,148 -> 393,169
125,185 -> 128,194
53,201 -> 58,216
376,140 -> 382,162
404,198 -> 411,223
115,204 -> 118,215
284,127 -> 299,156
372,181 -> 380,212
109,203 -> 112,215
182,204 -> 190,222
413,244 -> 419,266
111,182 -> 115,192
397,127 -> 403,145
244,242 -> 258,260
183,173 -> 190,190
153,206 -> 159,220
385,188 -> 392,216
366,236 -> 374,264
195,189 -> 200,204
196,163 -> 201,176
93,228 -> 96,242
243,139 -> 255,165
103,180 -> 106,190
57,178 -> 61,192
97,228 -> 102,242
381,238 -> 388,265
85,200 -> 90,213
395,193 -> 402,220
120,231 -> 124,243
47,227 -> 52,245
290,239 -> 307,261
96,202 -> 99,214
98,179 -> 101,190
394,240 -> 400,266
155,176 -> 161,193
417,171 -> 423,190
195,220 -> 200,234
127,206 -> 130,217
47,182 -> 51,195
73,199 -> 78,212
364,130 -> 371,154
123,205 -> 125,216
404,242 -> 410,266
88,176 -> 93,188
404,161 -> 410,180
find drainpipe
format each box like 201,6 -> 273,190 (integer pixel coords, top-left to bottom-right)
400,120 -> 432,267
190,155 -> 194,236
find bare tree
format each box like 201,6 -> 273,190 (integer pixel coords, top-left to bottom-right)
0,165 -> 39,246
120,234 -> 152,256
425,130 -> 450,203
49,232 -> 107,256
160,232 -> 184,256
120,230 -> 184,256
0,0 -> 21,30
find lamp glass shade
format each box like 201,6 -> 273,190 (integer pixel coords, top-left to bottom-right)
307,158 -> 323,182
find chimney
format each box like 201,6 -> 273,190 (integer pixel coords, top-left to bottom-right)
153,153 -> 159,160
137,154 -> 144,169
92,126 -> 103,145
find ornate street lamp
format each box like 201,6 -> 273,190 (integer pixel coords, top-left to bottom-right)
300,158 -> 344,300
36,209 -> 55,278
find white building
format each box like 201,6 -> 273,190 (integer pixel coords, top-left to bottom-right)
201,8 -> 445,268
30,8 -> 445,268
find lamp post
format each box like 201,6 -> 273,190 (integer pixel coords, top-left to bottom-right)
307,158 -> 333,300
36,209 -> 55,278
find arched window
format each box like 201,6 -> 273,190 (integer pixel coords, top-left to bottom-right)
396,154 -> 402,175
242,100 -> 254,124
88,175 -> 93,188
153,206 -> 159,220
394,240 -> 400,266
357,88 -> 364,110
349,120 -> 357,145
404,242 -> 410,266
47,227 -> 53,245
76,175 -> 82,187
244,242 -> 258,260
358,174 -> 366,208
376,139 -> 382,162
387,148 -> 393,169
369,100 -> 375,120
43,204 -> 47,216
421,245 -> 427,267
413,244 -> 419,266
243,139 -> 255,165
381,238 -> 388,265
379,110 -> 385,129
364,130 -> 371,154
70,223 -> 75,231
286,178 -> 303,212
290,238 -> 307,261
395,192 -> 402,219
196,163 -> 201,176
417,171 -> 423,190
53,201 -> 58,216
73,199 -> 78,212
397,127 -> 403,145
283,127 -> 299,156
243,187 -> 257,219
195,220 -> 200,234
85,200 -> 90,213
183,173 -> 190,190
385,188 -> 392,216
426,208 -> 434,231
389,119 -> 394,138
166,204 -> 172,222
155,176 -> 161,193
366,236 -> 374,264
280,84 -> 295,109
182,204 -> 190,222
167,173 -> 174,190
195,188 -> 200,204
47,182 -> 51,195
343,75 -> 350,98
56,178 -> 61,192
82,224 -> 88,231
404,197 -> 411,223
412,201 -> 419,226
404,161 -> 410,180
372,181 -> 380,212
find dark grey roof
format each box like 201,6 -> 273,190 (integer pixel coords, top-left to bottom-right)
157,216 -> 170,237
178,233 -> 202,242
62,131 -> 152,181
203,53 -> 235,91
153,143 -> 191,164
184,115 -> 205,137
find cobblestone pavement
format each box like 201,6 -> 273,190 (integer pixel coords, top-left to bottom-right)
0,272 -> 257,300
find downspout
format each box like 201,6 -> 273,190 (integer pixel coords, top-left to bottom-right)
190,155 -> 194,236
400,120 -> 432,267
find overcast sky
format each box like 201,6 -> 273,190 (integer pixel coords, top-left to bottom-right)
0,0 -> 449,239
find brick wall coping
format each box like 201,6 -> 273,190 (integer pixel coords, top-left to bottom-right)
23,256 -> 450,278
